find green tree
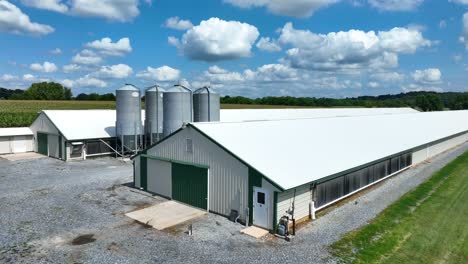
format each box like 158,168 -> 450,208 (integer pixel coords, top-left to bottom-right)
23,82 -> 72,100
415,94 -> 443,111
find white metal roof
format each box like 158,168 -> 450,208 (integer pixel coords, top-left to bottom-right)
219,108 -> 418,122
41,110 -> 145,141
0,127 -> 33,137
192,110 -> 468,190
37,108 -> 415,141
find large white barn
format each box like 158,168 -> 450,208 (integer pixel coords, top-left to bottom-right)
133,110 -> 468,231
26,108 -> 417,160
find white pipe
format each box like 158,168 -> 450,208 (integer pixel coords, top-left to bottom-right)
315,166 -> 411,211
310,201 -> 316,220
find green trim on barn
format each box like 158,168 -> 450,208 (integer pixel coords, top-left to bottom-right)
37,132 -> 48,155
141,154 -> 210,169
248,167 -> 263,225
58,135 -> 63,160
140,150 -> 147,190
273,191 -> 278,232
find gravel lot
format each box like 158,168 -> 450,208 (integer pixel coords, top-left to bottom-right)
0,142 -> 467,264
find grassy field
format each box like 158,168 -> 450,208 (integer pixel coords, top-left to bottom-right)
0,100 -> 334,127
331,151 -> 468,264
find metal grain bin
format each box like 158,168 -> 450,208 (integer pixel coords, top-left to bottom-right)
145,85 -> 165,146
116,84 -> 143,154
193,86 -> 220,122
163,85 -> 192,137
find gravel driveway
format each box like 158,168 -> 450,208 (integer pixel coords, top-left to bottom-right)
0,142 -> 466,264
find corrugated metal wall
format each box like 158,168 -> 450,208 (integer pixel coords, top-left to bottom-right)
0,136 -> 33,154
30,113 -> 61,153
412,132 -> 468,165
147,159 -> 172,198
276,184 -> 311,223
134,157 -> 141,187
145,127 -> 249,220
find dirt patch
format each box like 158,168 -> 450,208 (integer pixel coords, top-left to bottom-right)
132,220 -> 153,229
71,234 -> 96,246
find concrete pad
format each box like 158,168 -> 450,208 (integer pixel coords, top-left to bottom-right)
125,200 -> 207,230
0,152 -> 45,161
240,226 -> 269,238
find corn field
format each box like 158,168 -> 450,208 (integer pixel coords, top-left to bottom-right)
0,100 -> 117,128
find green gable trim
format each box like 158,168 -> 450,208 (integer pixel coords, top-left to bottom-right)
248,167 -> 262,225
273,191 -> 278,232
141,154 -> 210,169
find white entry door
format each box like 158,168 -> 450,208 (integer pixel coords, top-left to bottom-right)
13,136 -> 27,153
253,187 -> 269,229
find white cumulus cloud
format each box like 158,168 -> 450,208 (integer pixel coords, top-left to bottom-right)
278,22 -> 431,72
224,0 -> 339,18
92,64 -> 133,79
368,0 -> 423,11
85,37 -> 132,57
70,0 -> 141,22
412,68 -> 442,83
72,49 -> 103,65
63,64 -> 82,73
0,74 -> 18,81
62,75 -> 108,88
30,61 -> 58,73
21,0 -> 68,13
171,17 -> 259,61
163,16 -> 193,30
256,37 -> 282,52
0,1 -> 54,36
136,66 -> 181,81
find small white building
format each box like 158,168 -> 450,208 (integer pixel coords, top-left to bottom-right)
132,110 -> 468,231
29,110 -> 141,160
0,127 -> 33,154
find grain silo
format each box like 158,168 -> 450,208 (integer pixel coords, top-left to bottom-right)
144,85 -> 164,146
193,86 -> 220,122
116,84 -> 143,155
163,85 -> 192,137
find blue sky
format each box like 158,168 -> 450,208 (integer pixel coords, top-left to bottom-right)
0,0 -> 467,98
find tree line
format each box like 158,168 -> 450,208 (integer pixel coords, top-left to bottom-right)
1,82 -> 467,111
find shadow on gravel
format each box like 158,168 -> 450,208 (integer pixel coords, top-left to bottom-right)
71,234 -> 96,246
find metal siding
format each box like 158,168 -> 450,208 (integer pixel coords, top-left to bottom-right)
48,134 -> 60,158
11,135 -> 33,153
428,133 -> 468,158
0,137 -> 11,154
412,132 -> 468,165
146,127 -> 249,220
134,157 -> 141,188
412,147 -> 427,165
172,163 -> 207,210
147,159 -> 172,198
276,185 -> 311,225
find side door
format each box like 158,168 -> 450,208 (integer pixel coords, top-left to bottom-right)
253,187 -> 270,229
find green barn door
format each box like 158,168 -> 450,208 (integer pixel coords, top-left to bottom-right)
37,133 -> 48,155
172,163 -> 208,210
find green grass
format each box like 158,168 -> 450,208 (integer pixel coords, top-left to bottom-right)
331,151 -> 468,264
0,100 -> 347,127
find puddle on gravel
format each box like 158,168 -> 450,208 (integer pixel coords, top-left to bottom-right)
71,234 -> 96,245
